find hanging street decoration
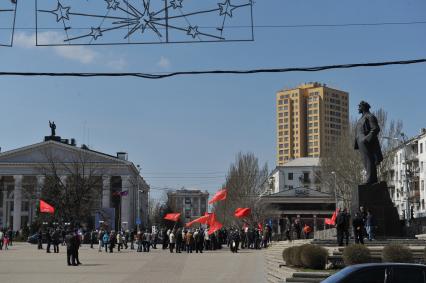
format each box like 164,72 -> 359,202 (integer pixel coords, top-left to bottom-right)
0,0 -> 17,47
35,0 -> 254,46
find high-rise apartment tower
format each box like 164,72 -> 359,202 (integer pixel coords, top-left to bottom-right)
276,82 -> 349,165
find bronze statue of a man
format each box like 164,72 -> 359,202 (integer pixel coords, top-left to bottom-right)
354,101 -> 383,185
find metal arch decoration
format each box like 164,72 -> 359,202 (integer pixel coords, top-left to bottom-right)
35,0 -> 254,46
0,0 -> 18,47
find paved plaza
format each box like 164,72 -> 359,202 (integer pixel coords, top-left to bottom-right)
0,243 -> 267,283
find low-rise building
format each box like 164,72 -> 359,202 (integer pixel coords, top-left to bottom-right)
0,132 -> 149,231
268,157 -> 322,194
167,189 -> 209,223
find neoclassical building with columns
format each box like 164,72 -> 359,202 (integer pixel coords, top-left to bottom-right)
0,138 -> 149,231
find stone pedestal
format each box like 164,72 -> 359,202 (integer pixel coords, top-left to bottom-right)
351,182 -> 401,237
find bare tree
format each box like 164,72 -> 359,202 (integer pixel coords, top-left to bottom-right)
35,147 -> 104,226
375,108 -> 404,180
214,152 -> 269,226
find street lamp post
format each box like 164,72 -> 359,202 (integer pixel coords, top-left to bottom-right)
136,165 -> 141,229
331,171 -> 338,210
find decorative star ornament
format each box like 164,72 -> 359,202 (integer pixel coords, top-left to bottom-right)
105,0 -> 120,10
51,2 -> 71,22
218,0 -> 237,17
170,0 -> 183,9
90,27 -> 103,40
187,25 -> 199,38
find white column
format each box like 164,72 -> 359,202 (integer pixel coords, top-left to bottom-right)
198,197 -> 201,216
36,176 -> 45,200
13,175 -> 23,231
2,182 -> 7,227
121,176 -> 131,230
102,176 -> 111,208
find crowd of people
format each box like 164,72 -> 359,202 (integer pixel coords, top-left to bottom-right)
335,206 -> 376,246
19,224 -> 273,266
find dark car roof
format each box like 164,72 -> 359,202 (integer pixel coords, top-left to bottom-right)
345,263 -> 426,270
322,263 -> 426,283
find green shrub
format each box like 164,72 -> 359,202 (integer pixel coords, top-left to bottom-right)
343,244 -> 371,266
300,244 -> 328,269
283,247 -> 294,265
382,244 -> 413,263
291,244 -> 310,267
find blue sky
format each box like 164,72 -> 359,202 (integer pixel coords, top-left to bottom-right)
1,0 -> 426,198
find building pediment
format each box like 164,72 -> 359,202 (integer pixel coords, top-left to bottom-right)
0,141 -> 129,165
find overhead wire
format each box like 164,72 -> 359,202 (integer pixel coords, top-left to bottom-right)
0,58 -> 425,79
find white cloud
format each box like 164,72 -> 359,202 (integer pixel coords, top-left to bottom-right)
157,56 -> 171,69
106,57 -> 128,70
14,32 -> 98,64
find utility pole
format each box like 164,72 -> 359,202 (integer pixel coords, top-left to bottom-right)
401,134 -> 411,227
331,171 -> 338,210
136,164 -> 141,229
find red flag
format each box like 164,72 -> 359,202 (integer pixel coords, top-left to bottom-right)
40,200 -> 55,214
208,214 -> 223,235
234,208 -> 251,218
258,222 -> 263,231
324,209 -> 338,225
164,213 -> 181,222
186,214 -> 212,227
208,188 -> 227,204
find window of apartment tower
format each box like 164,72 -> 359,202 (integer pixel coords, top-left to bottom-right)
288,173 -> 293,180
420,143 -> 423,154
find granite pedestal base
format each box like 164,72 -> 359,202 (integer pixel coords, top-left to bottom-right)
351,182 -> 402,237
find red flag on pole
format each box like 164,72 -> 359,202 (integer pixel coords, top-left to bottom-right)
208,213 -> 223,235
186,213 -> 212,227
39,200 -> 55,214
234,208 -> 251,218
325,209 -> 338,225
164,213 -> 181,222
208,188 -> 227,204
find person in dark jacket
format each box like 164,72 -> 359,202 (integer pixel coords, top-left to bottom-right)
65,231 -> 77,266
52,229 -> 60,253
75,230 -> 82,265
46,229 -> 52,253
366,210 -> 376,241
37,229 -> 43,250
353,212 -> 365,244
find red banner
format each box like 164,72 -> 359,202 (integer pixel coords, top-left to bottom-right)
40,200 -> 55,214
163,213 -> 181,222
208,188 -> 227,205
234,208 -> 251,218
